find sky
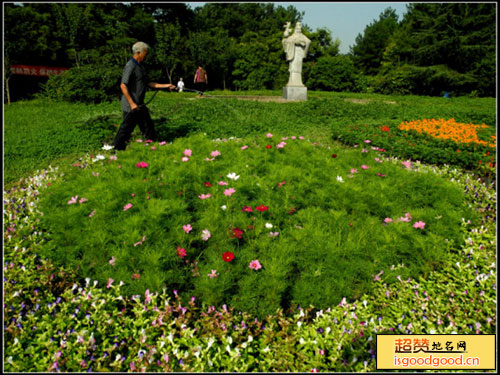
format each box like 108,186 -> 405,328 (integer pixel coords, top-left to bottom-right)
185,2 -> 410,54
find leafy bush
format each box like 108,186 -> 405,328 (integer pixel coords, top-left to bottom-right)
370,64 -> 479,96
36,133 -> 473,318
306,55 -> 362,92
39,64 -> 122,104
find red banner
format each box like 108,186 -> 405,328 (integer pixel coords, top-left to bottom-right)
10,65 -> 69,76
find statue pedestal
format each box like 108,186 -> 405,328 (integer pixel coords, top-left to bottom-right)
283,86 -> 307,101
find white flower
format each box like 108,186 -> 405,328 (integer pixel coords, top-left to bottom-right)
221,205 -> 227,211
262,346 -> 270,353
92,154 -> 105,162
201,229 -> 211,241
226,172 -> 240,180
265,223 -> 273,229
336,176 -> 344,183
102,144 -> 114,151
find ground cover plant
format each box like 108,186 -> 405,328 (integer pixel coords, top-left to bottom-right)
4,152 -> 496,372
36,132 -> 474,319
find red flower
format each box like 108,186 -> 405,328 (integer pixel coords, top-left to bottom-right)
331,154 -> 337,158
177,246 -> 187,258
266,145 -> 273,149
222,251 -> 235,262
132,273 -> 141,280
278,181 -> 286,187
255,204 -> 269,212
380,126 -> 390,132
231,227 -> 244,239
204,182 -> 212,187
242,206 -> 253,212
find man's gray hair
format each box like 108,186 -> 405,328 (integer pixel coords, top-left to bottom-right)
132,41 -> 149,54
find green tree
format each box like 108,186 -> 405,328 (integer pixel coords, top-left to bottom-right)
385,3 -> 496,96
350,7 -> 401,75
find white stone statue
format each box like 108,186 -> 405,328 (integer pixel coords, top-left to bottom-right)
282,21 -> 311,87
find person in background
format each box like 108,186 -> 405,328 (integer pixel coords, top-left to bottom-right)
194,66 -> 208,93
112,41 -> 176,151
177,77 -> 185,92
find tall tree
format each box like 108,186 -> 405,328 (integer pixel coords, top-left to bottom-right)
350,7 -> 400,75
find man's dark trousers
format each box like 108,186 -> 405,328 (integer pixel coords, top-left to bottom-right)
112,107 -> 156,150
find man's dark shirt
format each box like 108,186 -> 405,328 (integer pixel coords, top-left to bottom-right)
121,58 -> 150,113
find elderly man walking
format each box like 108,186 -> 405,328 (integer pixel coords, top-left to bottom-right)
112,41 -> 176,150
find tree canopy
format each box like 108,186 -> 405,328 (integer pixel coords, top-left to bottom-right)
3,2 -> 496,101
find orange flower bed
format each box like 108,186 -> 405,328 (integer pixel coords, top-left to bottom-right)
398,118 -> 496,148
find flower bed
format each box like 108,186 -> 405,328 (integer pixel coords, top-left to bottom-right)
33,133 -> 473,318
333,118 -> 496,180
3,137 -> 496,372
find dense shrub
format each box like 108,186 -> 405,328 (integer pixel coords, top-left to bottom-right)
370,64 -> 479,96
39,64 -> 122,104
306,55 -> 363,92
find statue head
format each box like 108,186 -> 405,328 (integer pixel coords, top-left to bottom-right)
295,22 -> 302,33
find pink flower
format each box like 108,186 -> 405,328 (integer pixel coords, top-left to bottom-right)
176,246 -> 187,258
183,224 -> 192,233
184,149 -> 192,157
364,140 -> 371,144
291,136 -> 296,140
136,139 -> 143,143
132,273 -> 141,280
123,203 -> 133,211
269,232 -> 279,237
384,218 -> 393,223
145,289 -> 153,304
145,139 -> 153,143
88,210 -> 96,217
241,145 -> 249,150
362,148 -> 369,153
278,181 -> 286,187
402,160 -> 412,169
361,165 -> 370,170
181,156 -> 189,162
109,155 -> 118,160
350,168 -> 358,174
210,150 -> 221,157
242,206 -> 253,212
373,270 -> 384,281
266,133 -> 273,138
413,221 -> 426,229
201,229 -> 211,241
107,278 -> 114,288
218,181 -> 228,186
208,270 -> 218,278
404,212 -> 412,220
198,193 -> 212,199
299,136 -> 305,140
67,196 -> 78,205
136,161 -> 149,168
249,260 -> 262,270
375,158 -> 383,163
399,216 -> 410,222
109,257 -> 116,266
276,141 -> 286,149
224,188 -> 236,196
151,146 -> 157,151
159,141 -> 167,146
78,197 -> 88,204
134,235 -> 146,247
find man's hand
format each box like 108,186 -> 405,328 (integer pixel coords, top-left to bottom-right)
130,102 -> 139,111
